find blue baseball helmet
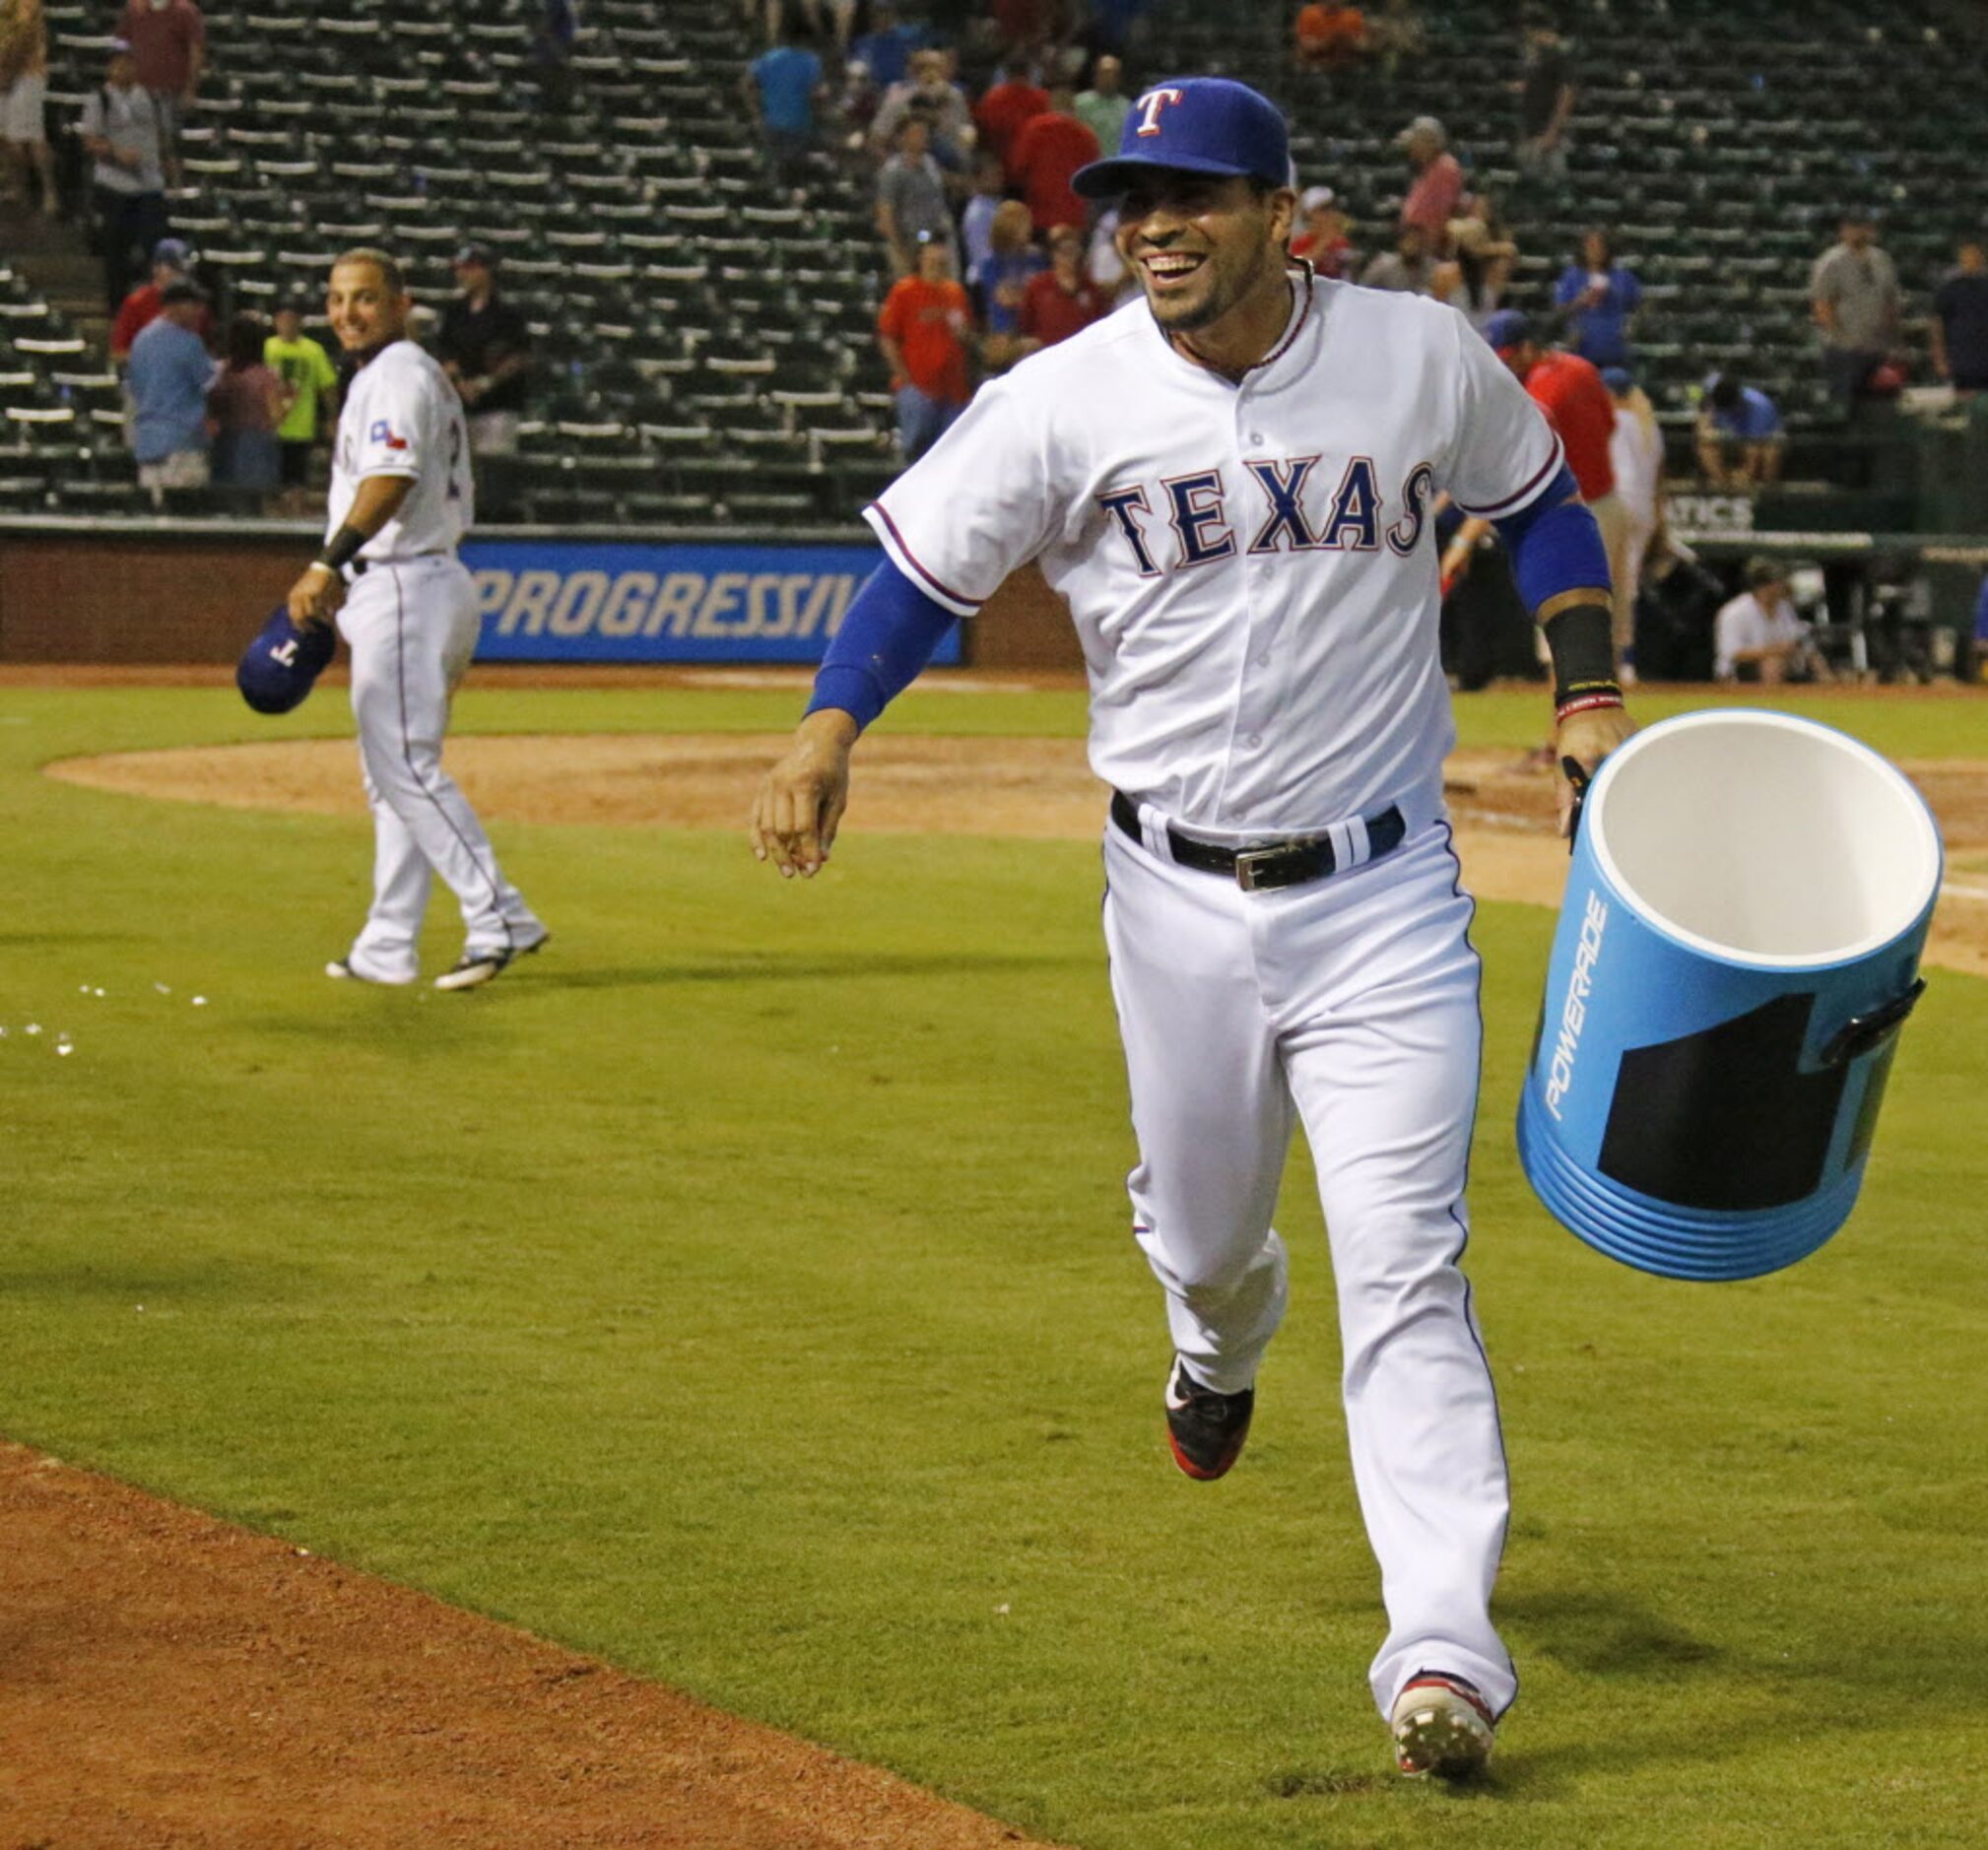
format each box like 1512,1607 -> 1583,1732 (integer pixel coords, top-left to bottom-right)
1072,77 -> 1290,200
236,604 -> 336,714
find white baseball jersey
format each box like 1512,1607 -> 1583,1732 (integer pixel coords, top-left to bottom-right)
329,339 -> 474,559
867,273 -> 1562,834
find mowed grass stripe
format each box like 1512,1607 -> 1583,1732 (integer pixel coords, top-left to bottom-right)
2,682 -> 1984,1849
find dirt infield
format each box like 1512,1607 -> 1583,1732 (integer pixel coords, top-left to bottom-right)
48,731 -> 1988,976
0,1441 -> 1058,1849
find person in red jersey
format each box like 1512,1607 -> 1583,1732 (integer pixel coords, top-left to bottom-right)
1008,84 -> 1099,234
1447,309 -> 1636,678
973,53 -> 1047,178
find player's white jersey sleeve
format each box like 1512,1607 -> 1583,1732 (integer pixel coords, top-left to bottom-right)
327,341 -> 473,557
864,375 -> 1065,618
1437,310 -> 1564,519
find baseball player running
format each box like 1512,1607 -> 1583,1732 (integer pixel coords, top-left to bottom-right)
284,247 -> 547,991
752,82 -> 1634,1777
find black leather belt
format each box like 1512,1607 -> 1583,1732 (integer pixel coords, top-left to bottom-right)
1110,789 -> 1407,892
349,550 -> 449,577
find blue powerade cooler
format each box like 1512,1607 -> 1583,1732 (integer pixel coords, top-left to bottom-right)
1517,709 -> 1942,1281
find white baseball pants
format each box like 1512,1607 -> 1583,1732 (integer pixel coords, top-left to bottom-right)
1101,804 -> 1515,1721
336,556 -> 543,981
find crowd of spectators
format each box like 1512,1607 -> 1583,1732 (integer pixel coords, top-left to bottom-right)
1,0 -> 546,515
743,1 -> 1160,459
3,0 -> 1986,641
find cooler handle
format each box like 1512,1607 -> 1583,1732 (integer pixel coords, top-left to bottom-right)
1820,979 -> 1926,1069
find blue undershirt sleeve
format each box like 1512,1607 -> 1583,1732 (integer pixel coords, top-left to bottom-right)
804,557 -> 960,730
1491,462 -> 1613,613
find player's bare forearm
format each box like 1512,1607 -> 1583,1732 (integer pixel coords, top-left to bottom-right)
286,477 -> 415,628
751,707 -> 858,879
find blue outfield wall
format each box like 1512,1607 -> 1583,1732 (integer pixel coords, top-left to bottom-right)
462,538 -> 961,665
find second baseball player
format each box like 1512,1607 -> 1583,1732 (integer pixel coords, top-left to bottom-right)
284,247 -> 547,991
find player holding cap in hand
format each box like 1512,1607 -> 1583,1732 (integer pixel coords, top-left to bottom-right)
752,79 -> 1634,1775
285,247 -> 547,991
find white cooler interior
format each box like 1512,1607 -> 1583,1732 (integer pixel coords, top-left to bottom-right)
1591,716 -> 1941,962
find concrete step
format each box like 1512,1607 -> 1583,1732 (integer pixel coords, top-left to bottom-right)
2,206 -> 114,361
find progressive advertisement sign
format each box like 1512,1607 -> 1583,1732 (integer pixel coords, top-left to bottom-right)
463,538 -> 959,665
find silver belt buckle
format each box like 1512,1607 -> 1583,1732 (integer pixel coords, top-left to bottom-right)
1233,846 -> 1280,892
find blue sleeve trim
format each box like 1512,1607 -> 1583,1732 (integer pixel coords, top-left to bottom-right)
803,558 -> 959,730
1493,464 -> 1612,612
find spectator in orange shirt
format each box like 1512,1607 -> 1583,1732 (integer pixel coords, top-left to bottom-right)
1018,223 -> 1109,353
1008,85 -> 1099,234
973,54 -> 1047,178
1294,4 -> 1368,70
877,233 -> 973,462
1396,113 -> 1462,251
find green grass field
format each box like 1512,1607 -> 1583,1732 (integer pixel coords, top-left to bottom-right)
4,678 -> 1986,1848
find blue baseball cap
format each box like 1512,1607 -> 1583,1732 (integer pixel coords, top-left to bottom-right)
1600,364 -> 1634,394
1482,308 -> 1536,356
1072,77 -> 1290,200
236,606 -> 336,715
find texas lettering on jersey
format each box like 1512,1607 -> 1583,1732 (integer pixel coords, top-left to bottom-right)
1097,457 -> 1436,576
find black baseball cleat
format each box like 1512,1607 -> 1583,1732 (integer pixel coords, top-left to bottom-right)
1164,1357 -> 1254,1481
1391,1673 -> 1495,1780
433,932 -> 550,992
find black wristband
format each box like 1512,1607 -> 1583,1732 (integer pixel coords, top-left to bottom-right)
313,524 -> 367,572
1543,601 -> 1620,708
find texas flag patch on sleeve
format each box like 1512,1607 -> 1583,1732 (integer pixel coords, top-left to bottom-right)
367,418 -> 410,451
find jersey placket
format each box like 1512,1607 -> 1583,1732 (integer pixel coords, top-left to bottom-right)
1217,385 -> 1292,828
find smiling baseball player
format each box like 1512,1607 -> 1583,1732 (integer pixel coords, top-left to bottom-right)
752,80 -> 1634,1777
284,247 -> 547,991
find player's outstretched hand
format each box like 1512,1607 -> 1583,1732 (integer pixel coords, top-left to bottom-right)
751,708 -> 859,879
1554,702 -> 1637,838
285,563 -> 346,632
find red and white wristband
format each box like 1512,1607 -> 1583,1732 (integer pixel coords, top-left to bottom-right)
1554,690 -> 1626,724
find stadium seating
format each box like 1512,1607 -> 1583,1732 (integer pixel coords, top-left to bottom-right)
5,0 -> 1987,523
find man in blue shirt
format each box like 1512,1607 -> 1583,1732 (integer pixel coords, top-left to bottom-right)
849,2 -> 922,90
1696,371 -> 1783,489
743,26 -> 824,186
1553,230 -> 1642,367
125,277 -> 214,503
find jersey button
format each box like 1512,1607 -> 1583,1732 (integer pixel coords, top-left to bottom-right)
1248,431 -> 1265,445
1247,733 -> 1264,747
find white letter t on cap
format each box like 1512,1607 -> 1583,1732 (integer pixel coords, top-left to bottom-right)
1135,88 -> 1185,136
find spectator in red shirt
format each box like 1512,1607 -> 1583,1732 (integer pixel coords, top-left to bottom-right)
1019,223 -> 1109,353
116,0 -> 203,186
1008,85 -> 1098,235
1484,308 -> 1639,675
1396,113 -> 1462,252
973,55 -> 1047,179
877,233 -> 973,462
1291,184 -> 1357,280
109,235 -> 211,363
